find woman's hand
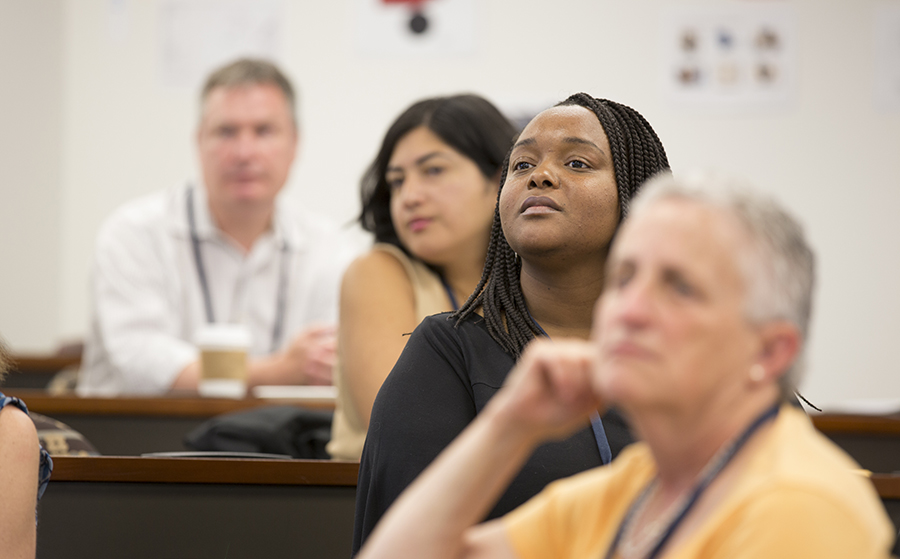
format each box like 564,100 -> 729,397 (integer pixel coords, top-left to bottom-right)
488,338 -> 605,446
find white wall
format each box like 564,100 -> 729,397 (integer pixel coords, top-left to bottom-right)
3,0 -> 899,408
0,0 -> 63,352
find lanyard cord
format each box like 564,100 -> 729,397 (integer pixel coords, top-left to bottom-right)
527,312 -> 612,465
187,186 -> 215,324
270,242 -> 290,352
186,185 -> 290,353
603,403 -> 781,559
439,275 -> 459,311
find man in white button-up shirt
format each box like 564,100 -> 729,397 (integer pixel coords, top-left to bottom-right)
78,59 -> 357,395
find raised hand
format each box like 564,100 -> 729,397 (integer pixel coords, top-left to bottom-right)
488,338 -> 606,445
282,324 -> 337,385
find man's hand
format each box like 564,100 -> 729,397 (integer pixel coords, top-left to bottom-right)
488,338 -> 605,445
280,324 -> 337,385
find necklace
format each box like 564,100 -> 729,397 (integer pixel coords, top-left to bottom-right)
617,479 -> 686,559
603,403 -> 780,559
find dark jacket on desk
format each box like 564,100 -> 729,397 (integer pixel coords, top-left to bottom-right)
352,313 -> 633,554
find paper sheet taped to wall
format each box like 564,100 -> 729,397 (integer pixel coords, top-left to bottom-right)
159,0 -> 284,88
660,4 -> 796,112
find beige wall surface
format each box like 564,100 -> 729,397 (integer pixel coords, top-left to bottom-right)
2,0 -> 898,407
0,0 -> 63,354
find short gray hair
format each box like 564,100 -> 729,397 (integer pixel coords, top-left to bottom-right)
629,172 -> 816,399
200,58 -> 297,126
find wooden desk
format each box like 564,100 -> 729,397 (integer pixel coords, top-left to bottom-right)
5,389 -> 335,456
10,387 -> 898,471
37,457 -> 898,559
4,354 -> 80,389
39,456 -> 358,559
813,413 -> 900,474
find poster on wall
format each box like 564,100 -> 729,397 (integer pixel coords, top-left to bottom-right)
354,0 -> 476,57
159,0 -> 284,88
874,3 -> 900,112
660,4 -> 796,112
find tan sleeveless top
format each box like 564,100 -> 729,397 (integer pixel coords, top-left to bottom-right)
327,243 -> 453,460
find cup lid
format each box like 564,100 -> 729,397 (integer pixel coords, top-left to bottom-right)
194,324 -> 252,349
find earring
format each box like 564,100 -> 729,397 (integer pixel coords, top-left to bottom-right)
749,364 -> 765,383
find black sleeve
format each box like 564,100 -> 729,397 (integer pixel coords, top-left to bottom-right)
352,316 -> 475,554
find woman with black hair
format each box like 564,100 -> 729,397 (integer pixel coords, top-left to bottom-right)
327,95 -> 516,461
353,93 -> 670,552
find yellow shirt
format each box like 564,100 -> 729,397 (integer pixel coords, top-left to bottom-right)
504,406 -> 893,559
327,243 -> 452,461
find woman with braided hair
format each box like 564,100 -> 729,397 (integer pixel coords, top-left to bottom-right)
353,93 -> 670,553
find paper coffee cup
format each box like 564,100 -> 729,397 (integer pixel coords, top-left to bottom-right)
195,324 -> 252,399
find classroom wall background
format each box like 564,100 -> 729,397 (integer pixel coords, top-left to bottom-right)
0,0 -> 898,409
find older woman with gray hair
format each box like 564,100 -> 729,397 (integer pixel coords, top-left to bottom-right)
358,172 -> 893,559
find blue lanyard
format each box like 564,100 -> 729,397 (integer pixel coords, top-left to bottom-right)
603,403 -> 781,559
528,314 -> 611,465
186,185 -> 290,353
439,275 -> 460,311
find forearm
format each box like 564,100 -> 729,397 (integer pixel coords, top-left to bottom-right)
359,404 -> 537,559
246,354 -> 293,387
170,355 -> 294,390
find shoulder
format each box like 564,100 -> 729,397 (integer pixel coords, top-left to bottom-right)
341,248 -> 416,305
410,314 -> 515,386
100,188 -> 174,233
345,247 -> 412,285
280,205 -> 366,272
278,200 -> 350,247
0,401 -> 39,460
727,407 -> 894,549
722,482 -> 893,557
96,187 -> 178,250
410,313 -> 515,363
764,407 -> 883,505
414,313 -> 469,340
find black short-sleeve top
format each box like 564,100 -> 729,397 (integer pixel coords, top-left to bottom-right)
352,313 -> 633,553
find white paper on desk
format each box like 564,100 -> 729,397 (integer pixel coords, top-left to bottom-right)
159,0 -> 284,88
818,398 -> 900,416
252,385 -> 337,400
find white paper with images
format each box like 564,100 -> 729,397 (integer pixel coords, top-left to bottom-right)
660,4 -> 796,112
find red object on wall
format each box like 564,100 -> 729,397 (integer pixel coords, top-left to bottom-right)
381,0 -> 432,35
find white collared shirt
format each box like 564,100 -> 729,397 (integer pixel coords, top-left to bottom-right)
78,182 -> 359,395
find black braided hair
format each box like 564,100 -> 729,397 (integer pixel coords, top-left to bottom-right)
453,93 -> 670,357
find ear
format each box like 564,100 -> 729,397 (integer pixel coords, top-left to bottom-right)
754,320 -> 801,383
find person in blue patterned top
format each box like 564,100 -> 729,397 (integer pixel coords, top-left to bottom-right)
0,340 -> 52,557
